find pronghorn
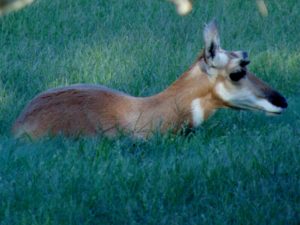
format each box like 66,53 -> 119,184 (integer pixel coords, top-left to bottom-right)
13,21 -> 288,139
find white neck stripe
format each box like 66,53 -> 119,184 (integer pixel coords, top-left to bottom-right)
191,98 -> 204,127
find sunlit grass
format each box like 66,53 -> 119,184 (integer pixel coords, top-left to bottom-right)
0,0 -> 299,224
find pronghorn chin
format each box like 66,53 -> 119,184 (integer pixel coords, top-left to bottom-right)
12,20 -> 287,139
215,83 -> 287,114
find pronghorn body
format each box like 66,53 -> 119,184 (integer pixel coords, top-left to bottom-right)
13,65 -> 222,138
13,21 -> 287,139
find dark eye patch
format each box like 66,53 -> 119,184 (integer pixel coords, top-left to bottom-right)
229,69 -> 247,81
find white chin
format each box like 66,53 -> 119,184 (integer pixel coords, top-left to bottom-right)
265,111 -> 282,116
255,99 -> 283,114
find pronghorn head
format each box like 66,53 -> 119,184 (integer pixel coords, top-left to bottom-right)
201,20 -> 288,114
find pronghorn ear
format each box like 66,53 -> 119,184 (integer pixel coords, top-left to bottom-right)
203,20 -> 220,60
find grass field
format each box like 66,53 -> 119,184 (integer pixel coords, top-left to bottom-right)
0,0 -> 300,224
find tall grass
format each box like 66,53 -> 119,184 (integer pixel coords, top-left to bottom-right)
0,0 -> 299,224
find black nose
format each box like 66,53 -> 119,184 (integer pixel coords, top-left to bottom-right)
268,91 -> 288,108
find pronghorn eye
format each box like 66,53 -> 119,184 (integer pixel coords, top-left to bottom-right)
229,69 -> 246,81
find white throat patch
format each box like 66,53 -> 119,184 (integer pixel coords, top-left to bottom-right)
191,98 -> 204,127
215,83 -> 235,101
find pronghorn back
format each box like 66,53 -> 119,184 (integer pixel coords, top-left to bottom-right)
13,84 -> 138,138
13,21 -> 287,139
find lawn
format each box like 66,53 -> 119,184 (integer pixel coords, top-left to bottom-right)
0,0 -> 299,224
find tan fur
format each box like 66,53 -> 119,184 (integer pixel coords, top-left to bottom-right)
12,52 -> 226,139
13,22 -> 287,139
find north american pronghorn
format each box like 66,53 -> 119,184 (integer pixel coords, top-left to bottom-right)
13,21 -> 288,139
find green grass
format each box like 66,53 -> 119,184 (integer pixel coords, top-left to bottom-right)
0,0 -> 300,224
